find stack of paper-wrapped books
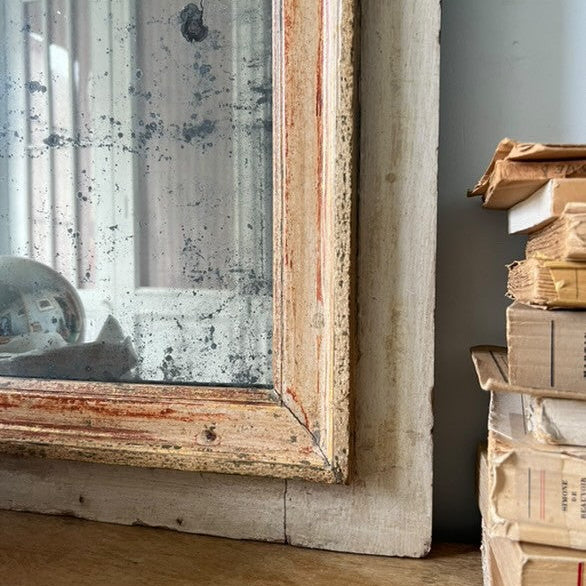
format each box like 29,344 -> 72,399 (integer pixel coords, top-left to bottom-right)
469,139 -> 586,585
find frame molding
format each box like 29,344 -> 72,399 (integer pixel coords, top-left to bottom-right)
0,0 -> 358,483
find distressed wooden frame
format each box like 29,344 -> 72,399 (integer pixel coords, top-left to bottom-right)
0,0 -> 357,484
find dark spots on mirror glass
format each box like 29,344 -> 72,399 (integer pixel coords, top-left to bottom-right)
128,85 -> 152,101
204,325 -> 217,350
43,133 -> 65,147
25,80 -> 47,94
180,2 -> 208,43
181,119 -> 215,143
251,84 -> 271,106
160,346 -> 181,381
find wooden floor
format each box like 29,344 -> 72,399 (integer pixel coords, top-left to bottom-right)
0,511 -> 482,585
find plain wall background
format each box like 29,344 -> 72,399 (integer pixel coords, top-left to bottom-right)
435,0 -> 586,541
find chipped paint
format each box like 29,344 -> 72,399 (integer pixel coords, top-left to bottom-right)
285,386 -> 310,430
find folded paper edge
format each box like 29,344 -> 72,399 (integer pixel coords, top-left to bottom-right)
470,346 -> 586,401
468,138 -> 518,197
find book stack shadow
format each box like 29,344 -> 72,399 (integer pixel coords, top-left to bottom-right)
470,139 -> 586,586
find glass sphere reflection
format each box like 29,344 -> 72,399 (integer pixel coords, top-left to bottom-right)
0,256 -> 84,344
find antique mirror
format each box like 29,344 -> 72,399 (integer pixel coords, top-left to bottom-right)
0,0 -> 357,483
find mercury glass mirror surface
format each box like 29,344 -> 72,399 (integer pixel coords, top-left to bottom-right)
0,1 -> 273,387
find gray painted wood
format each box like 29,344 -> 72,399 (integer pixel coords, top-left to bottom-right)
285,0 -> 439,556
0,456 -> 285,542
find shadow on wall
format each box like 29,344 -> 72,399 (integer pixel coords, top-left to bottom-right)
435,0 -> 586,542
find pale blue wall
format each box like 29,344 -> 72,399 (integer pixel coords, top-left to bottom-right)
436,0 -> 586,540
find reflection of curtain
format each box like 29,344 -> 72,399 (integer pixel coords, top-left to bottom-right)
134,0 -> 273,292
12,0 -> 273,295
12,0 -> 96,288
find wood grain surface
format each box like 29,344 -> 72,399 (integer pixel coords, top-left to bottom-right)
0,511 -> 481,586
